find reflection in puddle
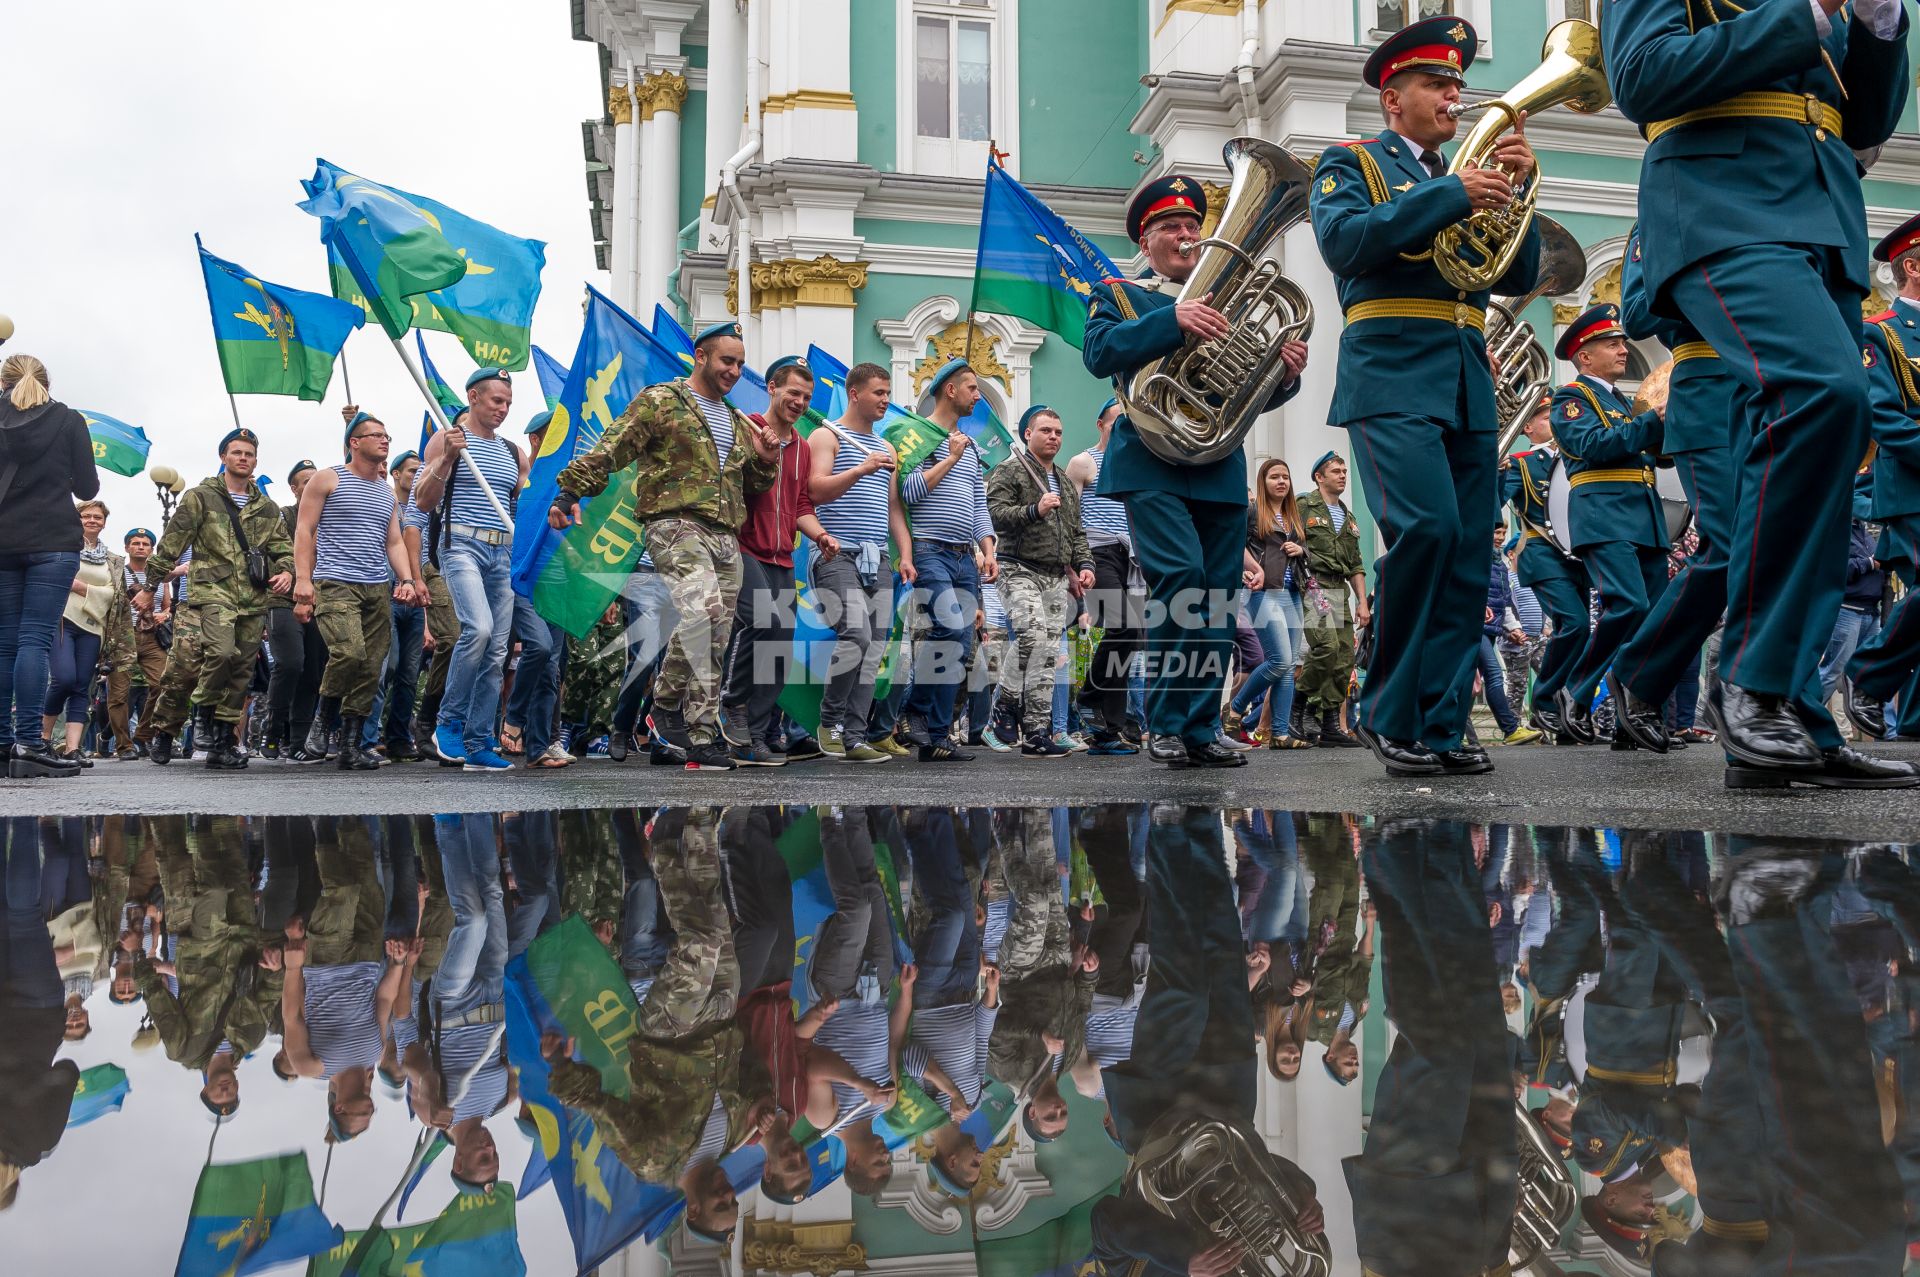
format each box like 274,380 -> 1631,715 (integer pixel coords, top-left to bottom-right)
1,811 -> 1913,1274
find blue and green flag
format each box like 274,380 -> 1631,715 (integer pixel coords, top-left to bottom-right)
415,331 -> 465,417
196,238 -> 364,402
971,151 -> 1121,348
79,413 -> 150,478
531,345 -> 570,409
511,287 -> 687,638
66,1062 -> 130,1126
174,1152 -> 341,1277
307,1188 -> 525,1277
804,345 -> 947,472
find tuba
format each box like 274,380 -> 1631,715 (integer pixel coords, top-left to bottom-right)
1510,1098 -> 1579,1271
1132,1113 -> 1332,1277
1491,215 -> 1587,455
1121,137 -> 1315,467
1431,20 -> 1611,292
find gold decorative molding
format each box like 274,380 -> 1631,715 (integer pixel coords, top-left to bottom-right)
761,89 -> 858,114
1197,181 -> 1231,239
606,83 -> 634,126
1155,0 -> 1257,34
1552,301 -> 1582,327
741,1219 -> 867,1277
1589,261 -> 1623,308
743,256 -> 870,313
1865,286 -> 1891,319
911,321 -> 1013,396
726,268 -> 739,317
636,71 -> 689,121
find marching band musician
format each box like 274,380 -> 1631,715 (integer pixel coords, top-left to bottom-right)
1309,16 -> 1542,780
1500,394 -> 1593,741
1082,177 -> 1308,769
1544,303 -> 1672,748
1601,0 -> 1911,788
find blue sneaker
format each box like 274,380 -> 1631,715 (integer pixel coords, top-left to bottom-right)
1086,732 -> 1139,756
463,747 -> 512,772
433,724 -> 467,766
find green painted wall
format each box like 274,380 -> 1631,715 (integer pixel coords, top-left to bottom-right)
1016,2 -> 1146,188
852,0 -> 899,171
677,88 -> 710,232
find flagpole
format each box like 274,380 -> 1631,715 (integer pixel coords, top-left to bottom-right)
226,392 -> 243,431
389,337 -> 513,528
339,345 -> 354,404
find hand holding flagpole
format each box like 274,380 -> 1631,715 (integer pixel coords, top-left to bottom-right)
391,336 -> 513,528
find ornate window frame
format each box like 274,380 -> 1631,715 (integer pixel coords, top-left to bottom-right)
875,294 -> 1045,419
895,0 -> 1021,178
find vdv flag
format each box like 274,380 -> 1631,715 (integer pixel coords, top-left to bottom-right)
971,152 -> 1122,348
306,1189 -> 526,1277
804,345 -> 947,473
532,345 -> 571,409
511,287 -> 688,638
65,1063 -> 130,1126
296,161 -> 467,342
80,413 -> 151,477
196,237 -> 364,402
174,1152 -> 341,1277
416,332 -> 466,417
651,304 -> 770,418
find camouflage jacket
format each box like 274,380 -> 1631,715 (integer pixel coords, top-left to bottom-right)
1296,491 -> 1364,585
554,378 -> 777,531
99,549 -> 136,665
987,453 -> 1093,575
147,477 -> 293,612
547,1024 -> 750,1183
134,947 -> 282,1071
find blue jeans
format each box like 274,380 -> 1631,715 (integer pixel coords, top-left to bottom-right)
1818,605 -> 1880,707
504,597 -> 564,757
437,535 -> 515,753
432,815 -> 508,1006
383,603 -> 424,746
1476,634 -> 1519,735
1127,655 -> 1145,727
1232,589 -> 1302,729
0,552 -> 79,749
904,543 -> 979,738
44,619 -> 102,723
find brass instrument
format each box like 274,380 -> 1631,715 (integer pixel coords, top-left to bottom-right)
1432,20 -> 1611,292
1511,1098 -> 1579,1270
1121,137 -> 1316,467
1132,1113 -> 1332,1277
1491,215 -> 1587,455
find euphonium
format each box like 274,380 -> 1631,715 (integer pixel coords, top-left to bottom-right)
1120,137 -> 1315,467
1510,1098 -> 1579,1270
1490,215 -> 1587,455
1131,1113 -> 1332,1277
1431,20 -> 1611,292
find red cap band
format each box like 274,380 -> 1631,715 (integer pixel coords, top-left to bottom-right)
1892,227 -> 1920,261
1573,318 -> 1621,349
1140,194 -> 1198,230
1385,43 -> 1464,80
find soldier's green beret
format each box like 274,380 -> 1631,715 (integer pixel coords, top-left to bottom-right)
465,368 -> 511,391
694,321 -> 743,350
219,427 -> 258,454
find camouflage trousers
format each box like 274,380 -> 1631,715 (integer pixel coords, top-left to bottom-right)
996,562 -> 1075,738
420,562 -> 459,705
995,809 -> 1070,980
639,807 -> 740,1040
561,613 -> 626,732
310,817 -> 387,968
315,580 -> 394,717
156,816 -> 262,949
149,601 -> 266,731
1298,589 -> 1356,713
645,517 -> 742,743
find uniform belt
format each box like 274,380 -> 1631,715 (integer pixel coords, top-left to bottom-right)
1586,1060 -> 1678,1086
1568,467 -> 1655,489
448,522 -> 512,546
1522,528 -> 1552,542
1343,298 -> 1486,331
1670,341 -> 1718,363
1647,91 -> 1843,143
439,1001 -> 505,1029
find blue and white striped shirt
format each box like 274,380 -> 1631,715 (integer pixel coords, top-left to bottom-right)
815,999 -> 892,1126
314,466 -> 396,584
981,580 -> 1008,630
401,498 -> 431,566
447,433 -> 518,533
302,961 -> 385,1079
902,434 -> 992,545
900,1001 -> 998,1112
690,392 -> 736,468
814,427 -> 893,547
1509,569 -> 1544,638
1077,447 -> 1131,545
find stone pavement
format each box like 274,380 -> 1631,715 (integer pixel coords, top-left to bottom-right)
8,739 -> 1920,840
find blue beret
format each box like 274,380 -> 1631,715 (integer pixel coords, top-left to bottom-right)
765,354 -> 810,384
390,451 -> 419,473
1363,14 -> 1477,90
287,459 -> 315,484
1099,396 -> 1120,420
1554,303 -> 1626,361
927,1154 -> 974,1200
219,427 -> 258,454
694,321 -> 743,349
465,367 -> 511,391
448,1170 -> 495,1197
344,410 -> 378,445
450,406 -> 470,426
1126,175 -> 1208,244
124,527 -> 156,545
1311,450 -> 1341,478
1017,404 -> 1056,437
923,357 -> 972,405
525,409 -> 555,436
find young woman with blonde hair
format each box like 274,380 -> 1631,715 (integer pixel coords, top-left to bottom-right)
1228,457 -> 1312,748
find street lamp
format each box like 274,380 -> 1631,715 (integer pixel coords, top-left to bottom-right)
150,465 -> 187,526
0,315 -> 13,347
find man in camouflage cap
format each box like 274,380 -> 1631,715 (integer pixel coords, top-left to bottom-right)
134,428 -> 293,768
549,322 -> 780,771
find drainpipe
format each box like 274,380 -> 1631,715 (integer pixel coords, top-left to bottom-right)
719,0 -> 762,328
1235,0 -> 1261,136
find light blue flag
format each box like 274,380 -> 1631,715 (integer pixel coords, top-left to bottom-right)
531,345 -> 571,409
651,304 -> 769,418
79,412 -> 151,477
296,161 -> 468,341
197,237 -> 364,402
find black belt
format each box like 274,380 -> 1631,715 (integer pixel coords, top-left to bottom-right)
914,538 -> 975,554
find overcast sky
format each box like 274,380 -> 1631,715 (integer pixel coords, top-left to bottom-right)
4,0 -> 610,537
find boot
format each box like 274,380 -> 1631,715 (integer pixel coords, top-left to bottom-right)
148,726 -> 175,765
337,715 -> 380,770
1288,697 -> 1316,746
187,707 -> 217,762
310,696 -> 343,760
1317,705 -> 1359,748
205,718 -> 248,770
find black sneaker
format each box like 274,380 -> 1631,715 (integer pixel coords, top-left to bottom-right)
784,734 -> 824,762
898,712 -> 933,748
918,743 -> 975,762
733,744 -> 785,767
1020,735 -> 1070,759
684,741 -> 737,771
718,703 -> 752,748
650,708 -> 693,754
260,741 -> 281,760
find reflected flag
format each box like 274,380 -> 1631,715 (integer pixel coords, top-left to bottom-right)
971,152 -> 1121,348
196,237 -> 364,402
65,1063 -> 130,1127
532,345 -> 570,410
80,413 -> 150,477
174,1152 -> 341,1277
307,1188 -> 525,1277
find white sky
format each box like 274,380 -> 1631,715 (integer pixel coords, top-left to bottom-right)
3,0 -> 611,539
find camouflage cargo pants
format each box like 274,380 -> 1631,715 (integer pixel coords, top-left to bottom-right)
996,562 -> 1075,738
638,807 -> 740,1040
1298,589 -> 1356,713
645,517 -> 742,743
149,600 -> 266,730
420,562 -> 459,705
315,580 -> 394,717
309,817 -> 387,967
996,809 -> 1069,980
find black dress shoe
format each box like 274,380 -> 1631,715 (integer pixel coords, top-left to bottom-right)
1530,706 -> 1563,736
1431,748 -> 1495,776
9,743 -> 81,778
1183,740 -> 1248,768
1554,687 -> 1595,745
1351,719 -> 1443,777
1605,672 -> 1669,753
1718,684 -> 1821,771
1726,746 -> 1919,789
1714,848 -> 1825,925
1664,730 -> 1690,751
1146,734 -> 1188,766
1845,681 -> 1888,742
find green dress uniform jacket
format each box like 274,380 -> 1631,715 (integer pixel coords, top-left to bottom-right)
1308,128 -> 1540,431
1499,449 -> 1570,581
145,477 -> 292,613
1550,376 -> 1669,553
1619,221 -> 1735,458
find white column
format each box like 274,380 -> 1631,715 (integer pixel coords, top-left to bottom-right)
703,0 -> 746,242
608,81 -> 640,314
639,70 -> 688,314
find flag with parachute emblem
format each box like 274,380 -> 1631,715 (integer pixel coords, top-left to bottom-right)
79,413 -> 150,477
970,151 -> 1121,348
305,1187 -> 526,1277
196,237 -> 364,402
65,1063 -> 131,1126
173,1153 -> 341,1277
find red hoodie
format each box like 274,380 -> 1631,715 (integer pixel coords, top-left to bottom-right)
738,412 -> 815,568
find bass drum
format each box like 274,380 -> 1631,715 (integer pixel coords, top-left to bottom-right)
1546,460 -> 1694,553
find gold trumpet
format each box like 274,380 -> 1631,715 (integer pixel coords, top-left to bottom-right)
1430,20 -> 1611,292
